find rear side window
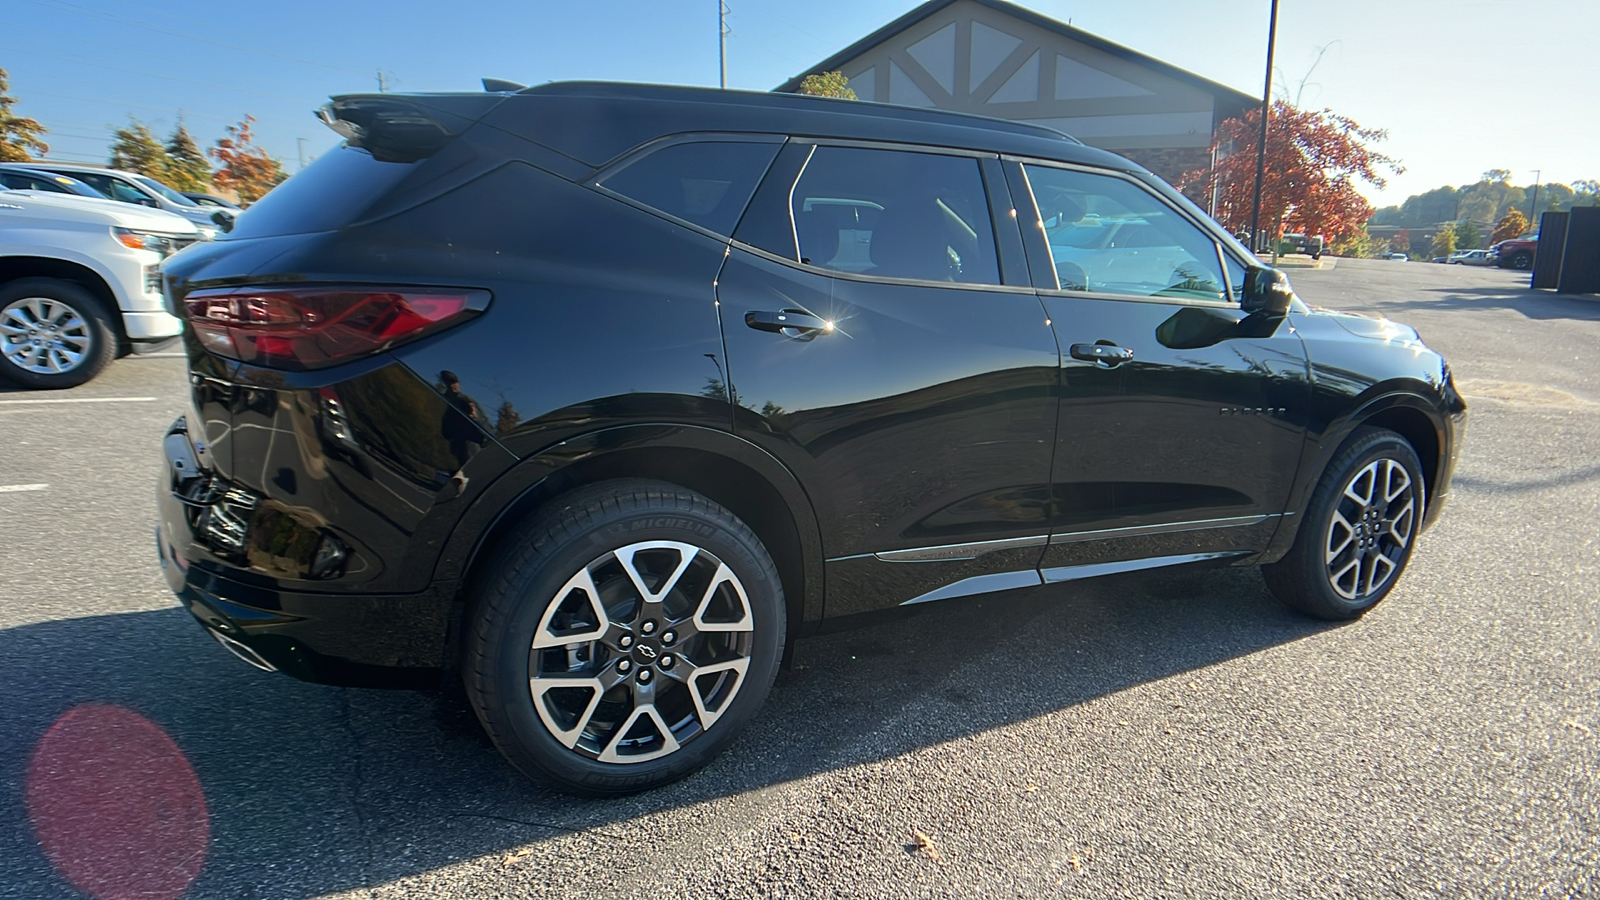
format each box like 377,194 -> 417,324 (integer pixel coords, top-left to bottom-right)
785,146 -> 1001,285
223,145 -> 420,239
70,173 -> 149,205
598,140 -> 780,236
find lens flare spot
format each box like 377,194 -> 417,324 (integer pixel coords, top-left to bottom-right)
25,704 -> 210,900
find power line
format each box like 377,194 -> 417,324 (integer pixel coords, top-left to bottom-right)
21,0 -> 370,77
14,89 -> 253,124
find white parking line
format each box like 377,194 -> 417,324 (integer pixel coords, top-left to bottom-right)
0,484 -> 48,493
0,396 -> 158,405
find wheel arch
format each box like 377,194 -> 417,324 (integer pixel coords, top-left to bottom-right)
1267,390 -> 1447,563
0,256 -> 127,344
439,424 -> 825,670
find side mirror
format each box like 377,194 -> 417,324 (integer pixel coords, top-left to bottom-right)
1241,266 -> 1293,317
211,210 -> 234,232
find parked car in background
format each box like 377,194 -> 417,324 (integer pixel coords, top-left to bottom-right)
0,188 -> 198,386
1,162 -> 229,238
1448,249 -> 1494,266
156,81 -> 1466,796
1283,233 -> 1324,259
1384,252 -> 1409,261
1490,235 -> 1537,270
182,192 -> 241,211
0,167 -> 114,201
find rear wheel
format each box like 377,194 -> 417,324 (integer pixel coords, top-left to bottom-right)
1263,428 -> 1425,620
0,278 -> 117,389
463,479 -> 785,795
1507,251 -> 1533,270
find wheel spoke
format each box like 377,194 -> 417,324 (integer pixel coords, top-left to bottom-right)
1381,460 -> 1411,502
531,567 -> 610,648
1330,556 -> 1361,599
1343,463 -> 1377,506
1367,551 -> 1397,596
1326,511 -> 1355,562
597,704 -> 680,763
1386,499 -> 1415,547
528,675 -> 605,749
683,657 -> 750,731
615,541 -> 698,606
693,562 -> 754,632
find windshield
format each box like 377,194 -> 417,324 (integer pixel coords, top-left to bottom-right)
132,175 -> 199,206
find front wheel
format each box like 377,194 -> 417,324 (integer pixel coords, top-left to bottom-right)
1263,428 -> 1425,620
1507,251 -> 1533,270
463,480 -> 785,795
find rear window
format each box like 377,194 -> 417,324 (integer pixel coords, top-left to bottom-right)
223,145 -> 420,239
597,140 -> 781,236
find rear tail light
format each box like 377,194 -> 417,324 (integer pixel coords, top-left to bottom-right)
182,286 -> 488,370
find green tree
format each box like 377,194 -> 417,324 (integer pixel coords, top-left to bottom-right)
0,68 -> 49,161
109,119 -> 173,179
209,115 -> 286,205
1481,168 -> 1511,183
1491,208 -> 1529,244
1430,222 -> 1458,258
164,123 -> 212,193
797,71 -> 857,99
1575,180 -> 1600,207
1454,218 -> 1482,249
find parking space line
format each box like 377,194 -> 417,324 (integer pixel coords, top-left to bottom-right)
0,484 -> 48,493
0,397 -> 158,405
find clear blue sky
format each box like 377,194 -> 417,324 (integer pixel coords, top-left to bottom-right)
5,0 -> 1595,205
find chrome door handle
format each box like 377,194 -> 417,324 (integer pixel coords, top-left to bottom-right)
745,309 -> 831,340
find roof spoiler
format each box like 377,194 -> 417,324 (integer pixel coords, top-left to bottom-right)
316,93 -> 504,162
482,78 -> 526,93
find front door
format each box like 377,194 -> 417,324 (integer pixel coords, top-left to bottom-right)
717,143 -> 1060,616
1009,161 -> 1311,579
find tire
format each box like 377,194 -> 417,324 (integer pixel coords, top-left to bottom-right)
1262,428 -> 1426,621
463,479 -> 786,795
0,278 -> 118,389
1508,251 -> 1533,270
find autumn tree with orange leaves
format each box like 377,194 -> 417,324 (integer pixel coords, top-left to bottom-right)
208,115 -> 286,205
1184,100 -> 1400,248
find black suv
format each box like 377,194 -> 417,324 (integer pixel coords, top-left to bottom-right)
157,82 -> 1465,794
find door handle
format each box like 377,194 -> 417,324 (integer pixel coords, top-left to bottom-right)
1069,342 -> 1134,365
745,309 -> 832,340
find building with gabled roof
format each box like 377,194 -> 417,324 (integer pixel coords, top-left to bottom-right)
774,0 -> 1258,186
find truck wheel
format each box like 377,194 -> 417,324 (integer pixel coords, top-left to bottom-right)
1508,251 -> 1533,270
1262,428 -> 1425,621
463,479 -> 786,795
0,278 -> 118,389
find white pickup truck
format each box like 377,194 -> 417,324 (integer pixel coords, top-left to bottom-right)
0,189 -> 200,388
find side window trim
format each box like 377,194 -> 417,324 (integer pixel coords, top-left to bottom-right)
588,132 -> 789,242
1004,155 -> 1244,306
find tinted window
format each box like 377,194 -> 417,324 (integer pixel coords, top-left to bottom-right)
1024,164 -> 1229,301
0,173 -> 59,192
223,145 -> 418,239
599,141 -> 779,237
70,173 -> 150,205
788,147 -> 1000,285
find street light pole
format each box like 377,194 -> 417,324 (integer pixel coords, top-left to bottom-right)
1249,0 -> 1280,256
719,1 -> 730,89
1528,169 -> 1541,232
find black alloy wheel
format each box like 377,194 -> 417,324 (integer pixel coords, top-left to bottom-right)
463,479 -> 785,795
1263,428 -> 1425,620
1509,251 -> 1533,270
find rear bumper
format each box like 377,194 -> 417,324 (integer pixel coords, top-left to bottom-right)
155,420 -> 454,688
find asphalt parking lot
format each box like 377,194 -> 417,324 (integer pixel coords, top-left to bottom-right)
1,258 -> 1595,899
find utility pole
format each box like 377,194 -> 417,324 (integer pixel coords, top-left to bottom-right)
377,69 -> 390,92
297,138 -> 308,171
1249,0 -> 1280,257
1528,169 -> 1542,232
719,1 -> 731,89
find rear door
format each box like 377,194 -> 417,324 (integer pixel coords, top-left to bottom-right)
717,141 -> 1060,616
1008,160 -> 1311,580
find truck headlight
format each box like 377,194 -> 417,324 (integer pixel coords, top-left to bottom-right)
113,227 -> 177,258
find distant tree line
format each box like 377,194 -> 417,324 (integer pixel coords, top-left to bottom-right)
1371,169 -> 1600,246
0,67 -> 288,205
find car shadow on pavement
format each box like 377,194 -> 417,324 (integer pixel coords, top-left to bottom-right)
1,566 -> 1331,898
1383,284 -> 1600,321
